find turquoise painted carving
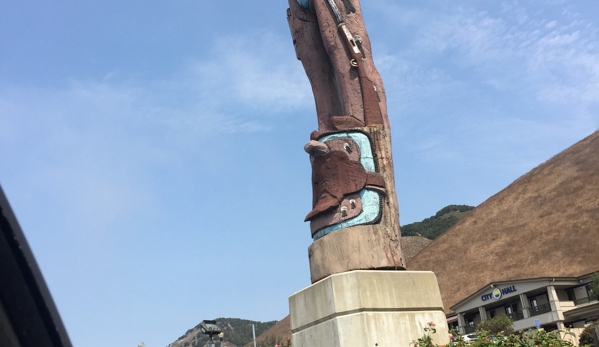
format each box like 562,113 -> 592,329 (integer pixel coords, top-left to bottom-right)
312,189 -> 380,240
310,131 -> 382,240
319,132 -> 375,171
295,0 -> 310,10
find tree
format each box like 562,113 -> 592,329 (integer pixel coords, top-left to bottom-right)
422,324 -> 575,347
579,320 -> 599,346
477,315 -> 514,335
590,273 -> 599,301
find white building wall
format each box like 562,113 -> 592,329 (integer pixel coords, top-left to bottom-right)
573,286 -> 588,301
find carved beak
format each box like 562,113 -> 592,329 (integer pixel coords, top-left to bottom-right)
304,140 -> 329,158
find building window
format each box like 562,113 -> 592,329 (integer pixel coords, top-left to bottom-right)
488,309 -> 496,319
505,302 -> 519,313
464,319 -> 476,333
567,289 -> 575,301
505,302 -> 524,320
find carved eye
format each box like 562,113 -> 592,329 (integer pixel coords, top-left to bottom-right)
344,143 -> 352,153
350,199 -> 356,209
340,206 -> 348,217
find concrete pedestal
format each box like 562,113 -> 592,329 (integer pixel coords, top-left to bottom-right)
289,270 -> 449,347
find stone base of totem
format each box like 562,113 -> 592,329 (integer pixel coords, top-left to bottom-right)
289,270 -> 449,347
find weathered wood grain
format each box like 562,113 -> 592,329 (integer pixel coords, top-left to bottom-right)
287,0 -> 405,282
308,126 -> 404,283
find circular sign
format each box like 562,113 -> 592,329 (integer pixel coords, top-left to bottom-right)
492,288 -> 502,300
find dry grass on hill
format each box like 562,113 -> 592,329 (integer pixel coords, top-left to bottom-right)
245,316 -> 291,347
409,130 -> 599,313
401,236 -> 433,264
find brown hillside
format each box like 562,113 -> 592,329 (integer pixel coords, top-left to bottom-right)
245,316 -> 291,347
408,130 -> 599,313
402,236 -> 433,264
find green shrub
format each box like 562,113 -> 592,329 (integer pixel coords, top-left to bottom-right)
579,320 -> 599,347
476,315 -> 514,335
590,273 -> 599,301
417,322 -> 576,347
412,322 -> 438,347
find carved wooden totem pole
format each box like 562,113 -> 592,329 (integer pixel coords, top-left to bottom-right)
287,0 -> 405,283
286,3 -> 449,346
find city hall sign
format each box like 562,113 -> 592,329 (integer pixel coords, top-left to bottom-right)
481,285 -> 517,301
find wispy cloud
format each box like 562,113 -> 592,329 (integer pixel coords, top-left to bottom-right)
369,0 -> 598,172
0,29 -> 313,238
190,31 -> 312,113
389,1 -> 599,105
1,30 -> 311,143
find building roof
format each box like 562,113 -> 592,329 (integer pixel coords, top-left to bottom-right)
449,274 -> 593,311
408,131 -> 599,314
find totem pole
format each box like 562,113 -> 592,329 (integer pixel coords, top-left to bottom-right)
286,2 -> 449,346
287,0 -> 404,283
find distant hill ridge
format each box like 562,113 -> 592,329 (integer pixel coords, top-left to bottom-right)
401,204 -> 475,240
168,318 -> 277,347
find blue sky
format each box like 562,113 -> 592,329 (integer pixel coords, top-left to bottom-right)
1,1 -> 598,346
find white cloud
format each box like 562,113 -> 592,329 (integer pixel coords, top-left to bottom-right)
367,0 -> 599,176
414,2 -> 598,106
528,27 -> 599,104
189,31 -> 312,114
372,1 -> 598,104
0,29 -> 315,241
0,30 -> 313,146
416,10 -> 510,63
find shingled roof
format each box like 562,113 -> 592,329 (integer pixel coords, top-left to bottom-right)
408,131 -> 599,313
